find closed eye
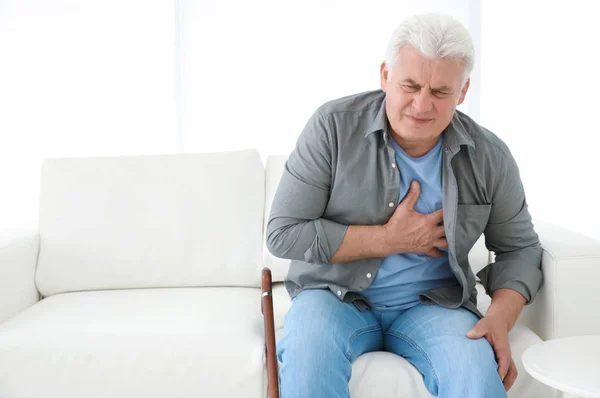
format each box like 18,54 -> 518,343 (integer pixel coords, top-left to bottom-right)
402,85 -> 419,93
432,90 -> 451,98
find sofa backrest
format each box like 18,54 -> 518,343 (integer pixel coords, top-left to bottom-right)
263,154 -> 491,283
36,150 -> 265,297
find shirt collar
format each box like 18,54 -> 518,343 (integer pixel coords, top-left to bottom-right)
364,93 -> 475,150
363,95 -> 389,139
443,113 -> 475,151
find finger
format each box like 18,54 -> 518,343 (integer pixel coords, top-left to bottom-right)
503,360 -> 518,391
434,237 -> 448,248
466,324 -> 486,339
434,225 -> 446,239
496,348 -> 511,380
425,248 -> 445,257
429,208 -> 444,224
400,180 -> 420,209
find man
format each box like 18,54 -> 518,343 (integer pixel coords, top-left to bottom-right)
266,12 -> 542,398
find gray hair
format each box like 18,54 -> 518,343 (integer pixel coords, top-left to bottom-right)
385,13 -> 474,84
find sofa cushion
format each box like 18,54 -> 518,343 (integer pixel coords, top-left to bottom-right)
263,154 -> 492,283
36,150 -> 265,297
0,288 -> 265,398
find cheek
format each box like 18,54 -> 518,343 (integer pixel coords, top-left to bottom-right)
436,100 -> 457,118
390,95 -> 412,115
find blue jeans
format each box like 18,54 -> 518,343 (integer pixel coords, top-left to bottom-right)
277,289 -> 507,398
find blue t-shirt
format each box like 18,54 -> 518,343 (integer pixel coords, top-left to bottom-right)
361,134 -> 459,311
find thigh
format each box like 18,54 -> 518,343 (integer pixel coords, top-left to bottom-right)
279,289 -> 383,363
384,304 -> 502,396
277,289 -> 384,398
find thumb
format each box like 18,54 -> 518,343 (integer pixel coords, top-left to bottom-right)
467,324 -> 486,339
402,180 -> 420,209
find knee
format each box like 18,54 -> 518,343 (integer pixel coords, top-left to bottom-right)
465,338 -> 501,376
437,338 -> 506,396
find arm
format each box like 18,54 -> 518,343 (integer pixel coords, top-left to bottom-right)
485,288 -> 526,331
329,226 -> 389,263
0,228 -> 40,324
266,109 -> 446,264
519,220 -> 600,340
468,148 -> 540,390
477,148 -> 543,315
266,109 -> 388,265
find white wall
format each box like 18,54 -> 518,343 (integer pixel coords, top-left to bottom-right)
0,1 -> 177,229
178,0 -> 481,158
8,1 -> 592,241
480,1 -> 600,239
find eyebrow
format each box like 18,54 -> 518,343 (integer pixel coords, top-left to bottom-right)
401,79 -> 453,92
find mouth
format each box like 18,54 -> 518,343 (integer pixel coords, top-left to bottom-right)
406,115 -> 434,123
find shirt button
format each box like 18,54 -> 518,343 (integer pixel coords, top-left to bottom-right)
366,273 -> 372,278
391,163 -> 396,168
388,202 -> 394,207
337,290 -> 342,296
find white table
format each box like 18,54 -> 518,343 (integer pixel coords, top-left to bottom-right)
522,335 -> 600,398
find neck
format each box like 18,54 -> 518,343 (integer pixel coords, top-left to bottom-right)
390,133 -> 440,158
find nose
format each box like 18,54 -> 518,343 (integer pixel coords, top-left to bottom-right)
412,90 -> 433,113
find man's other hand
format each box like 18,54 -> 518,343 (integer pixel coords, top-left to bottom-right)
467,315 -> 518,391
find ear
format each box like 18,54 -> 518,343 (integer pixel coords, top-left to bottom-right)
380,61 -> 389,92
457,78 -> 470,105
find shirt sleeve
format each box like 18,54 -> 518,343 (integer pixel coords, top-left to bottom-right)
477,147 -> 543,304
265,109 -> 348,265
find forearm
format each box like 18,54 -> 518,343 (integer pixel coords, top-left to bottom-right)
266,216 -> 349,264
330,225 -> 391,263
485,288 -> 527,331
267,217 -> 391,264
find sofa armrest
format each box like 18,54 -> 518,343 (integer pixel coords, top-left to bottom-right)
0,228 -> 40,324
519,220 -> 600,340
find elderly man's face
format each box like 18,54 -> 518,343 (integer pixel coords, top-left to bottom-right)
380,46 -> 469,152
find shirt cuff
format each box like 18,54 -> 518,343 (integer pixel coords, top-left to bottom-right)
476,260 -> 542,304
303,219 -> 348,265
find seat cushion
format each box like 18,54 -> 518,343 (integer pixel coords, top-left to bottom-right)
0,288 -> 265,398
271,283 -> 555,398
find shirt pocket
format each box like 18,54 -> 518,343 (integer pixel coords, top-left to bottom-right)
455,204 -> 491,261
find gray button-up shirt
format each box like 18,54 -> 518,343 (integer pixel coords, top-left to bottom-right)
266,90 -> 542,318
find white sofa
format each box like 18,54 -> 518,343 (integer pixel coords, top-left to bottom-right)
1,149 -> 599,398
